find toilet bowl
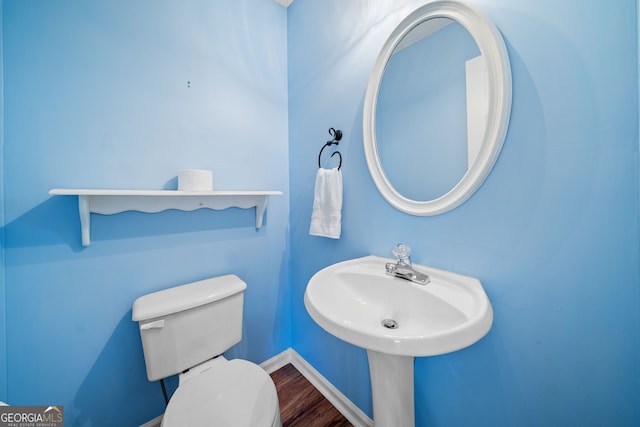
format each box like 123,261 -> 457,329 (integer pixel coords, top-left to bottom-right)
132,275 -> 282,427
162,358 -> 281,427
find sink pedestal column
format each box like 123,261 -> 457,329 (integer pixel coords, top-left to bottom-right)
367,350 -> 415,427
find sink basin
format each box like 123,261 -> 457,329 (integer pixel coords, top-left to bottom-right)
304,255 -> 493,426
304,255 -> 493,357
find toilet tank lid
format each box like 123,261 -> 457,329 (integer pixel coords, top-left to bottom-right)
132,275 -> 247,321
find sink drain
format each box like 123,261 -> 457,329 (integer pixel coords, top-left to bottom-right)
381,318 -> 398,329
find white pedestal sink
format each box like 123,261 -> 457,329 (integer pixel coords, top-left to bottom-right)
304,256 -> 493,427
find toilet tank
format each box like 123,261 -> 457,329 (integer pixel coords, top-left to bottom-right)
132,275 -> 246,381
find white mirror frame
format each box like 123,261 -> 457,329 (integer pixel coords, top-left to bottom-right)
363,0 -> 512,216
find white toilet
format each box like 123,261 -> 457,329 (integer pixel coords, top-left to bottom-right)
132,275 -> 282,427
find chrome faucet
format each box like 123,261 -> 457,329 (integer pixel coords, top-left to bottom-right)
385,243 -> 430,285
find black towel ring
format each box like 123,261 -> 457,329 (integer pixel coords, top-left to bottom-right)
318,128 -> 343,170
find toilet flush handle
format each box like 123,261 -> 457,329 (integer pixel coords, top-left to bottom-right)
140,319 -> 165,330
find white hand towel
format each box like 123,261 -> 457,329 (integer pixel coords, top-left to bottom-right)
310,167 -> 342,239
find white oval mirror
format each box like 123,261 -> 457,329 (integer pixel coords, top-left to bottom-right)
363,0 -> 512,216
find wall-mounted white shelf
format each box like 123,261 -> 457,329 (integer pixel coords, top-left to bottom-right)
49,189 -> 283,246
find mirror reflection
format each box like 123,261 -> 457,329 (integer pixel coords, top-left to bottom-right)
376,18 -> 486,201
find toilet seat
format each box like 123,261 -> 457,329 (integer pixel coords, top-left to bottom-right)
161,359 -> 280,427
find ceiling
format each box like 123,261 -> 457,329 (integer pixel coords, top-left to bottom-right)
273,0 -> 293,8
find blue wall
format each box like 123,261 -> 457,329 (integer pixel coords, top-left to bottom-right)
1,0 -> 289,425
288,0 -> 640,426
0,1 -> 5,402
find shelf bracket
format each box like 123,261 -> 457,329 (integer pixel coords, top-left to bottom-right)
78,195 -> 92,247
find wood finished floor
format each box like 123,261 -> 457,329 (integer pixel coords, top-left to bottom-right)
270,363 -> 353,427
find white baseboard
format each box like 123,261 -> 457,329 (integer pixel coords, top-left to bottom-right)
140,348 -> 372,427
139,414 -> 162,427
259,347 -> 296,373
261,348 -> 373,427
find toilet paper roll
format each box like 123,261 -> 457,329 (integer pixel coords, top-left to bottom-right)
178,169 -> 213,191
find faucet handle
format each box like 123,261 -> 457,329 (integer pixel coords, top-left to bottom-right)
392,243 -> 412,264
